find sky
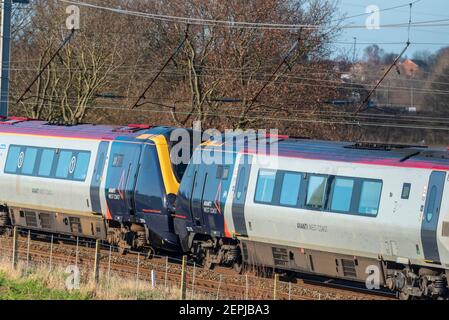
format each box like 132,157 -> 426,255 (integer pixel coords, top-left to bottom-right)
337,0 -> 449,59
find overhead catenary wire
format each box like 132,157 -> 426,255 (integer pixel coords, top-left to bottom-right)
11,99 -> 449,132
130,27 -> 189,109
15,28 -> 76,104
7,0 -> 449,133
353,2 -> 416,115
57,0 -> 441,31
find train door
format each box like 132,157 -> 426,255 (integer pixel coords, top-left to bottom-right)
90,141 -> 109,214
190,164 -> 206,228
232,155 -> 252,237
421,171 -> 446,263
105,141 -> 142,220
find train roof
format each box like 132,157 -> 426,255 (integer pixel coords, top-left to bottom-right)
0,117 -> 174,141
201,134 -> 449,171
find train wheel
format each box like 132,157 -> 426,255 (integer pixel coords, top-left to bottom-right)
398,291 -> 411,300
204,251 -> 215,270
4,227 -> 12,237
233,261 -> 244,274
146,247 -> 155,260
118,246 -> 127,255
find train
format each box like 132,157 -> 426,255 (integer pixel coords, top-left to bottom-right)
1,116 -> 449,299
174,135 -> 449,300
0,117 -> 192,254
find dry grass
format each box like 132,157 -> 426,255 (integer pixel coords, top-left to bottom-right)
0,256 -> 211,300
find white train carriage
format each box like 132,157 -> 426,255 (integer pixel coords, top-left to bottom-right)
175,137 -> 449,299
0,126 -> 107,238
0,118 -> 186,252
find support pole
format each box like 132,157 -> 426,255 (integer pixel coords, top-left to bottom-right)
0,0 -> 12,117
180,255 -> 187,300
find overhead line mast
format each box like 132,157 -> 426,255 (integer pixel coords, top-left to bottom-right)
0,0 -> 29,117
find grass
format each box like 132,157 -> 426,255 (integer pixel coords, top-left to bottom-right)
0,257 -> 192,300
0,271 -> 91,300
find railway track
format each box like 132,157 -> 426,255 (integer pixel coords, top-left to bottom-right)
0,229 -> 396,300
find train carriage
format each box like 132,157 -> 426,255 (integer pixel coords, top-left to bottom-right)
0,117 -> 189,253
174,134 -> 449,299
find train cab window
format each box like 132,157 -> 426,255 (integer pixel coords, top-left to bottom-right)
216,165 -> 229,180
55,150 -> 73,178
358,180 -> 382,216
22,147 -> 38,175
5,145 -> 21,173
134,146 -> 163,210
306,175 -> 327,210
236,167 -> 247,200
38,149 -> 55,177
401,183 -> 411,199
330,178 -> 354,213
255,169 -> 276,203
73,152 -> 91,181
280,172 -> 301,206
426,186 -> 437,222
112,153 -> 124,167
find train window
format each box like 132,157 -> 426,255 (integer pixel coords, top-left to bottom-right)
73,152 -> 91,181
4,145 -> 21,173
306,175 -> 327,209
236,167 -> 247,200
330,178 -> 354,212
55,150 -> 73,178
255,169 -> 276,203
401,183 -> 411,199
280,172 -> 301,206
22,147 -> 38,175
426,186 -> 437,222
38,149 -> 55,177
216,165 -> 230,180
112,153 -> 124,167
358,180 -> 382,216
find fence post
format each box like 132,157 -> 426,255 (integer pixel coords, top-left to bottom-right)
26,230 -> 30,269
151,270 -> 156,289
245,274 -> 249,300
164,256 -> 168,298
11,226 -> 17,269
273,273 -> 279,300
75,236 -> 79,268
135,252 -> 140,299
288,281 -> 292,300
49,235 -> 53,271
107,245 -> 112,297
216,275 -> 222,300
191,262 -> 196,299
93,239 -> 100,284
180,255 -> 187,300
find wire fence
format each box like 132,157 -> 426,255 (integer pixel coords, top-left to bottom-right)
0,227 -> 321,300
